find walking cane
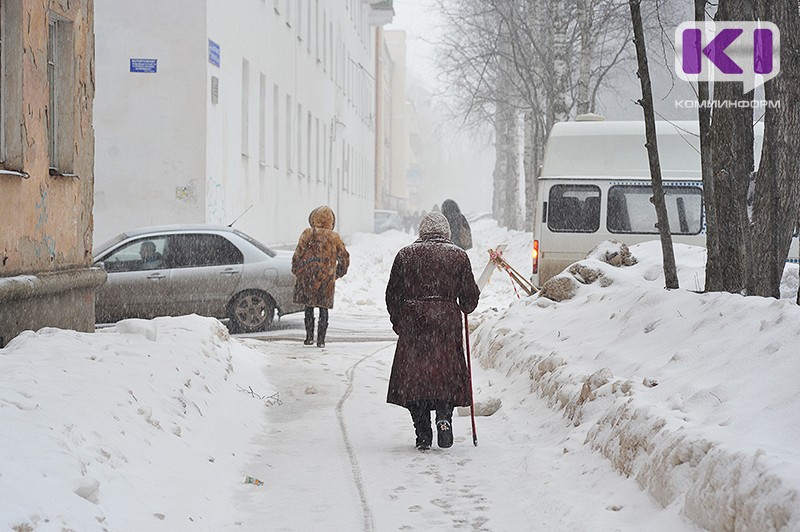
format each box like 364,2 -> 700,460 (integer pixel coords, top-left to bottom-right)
464,312 -> 478,446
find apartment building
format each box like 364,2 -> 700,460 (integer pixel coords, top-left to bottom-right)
94,0 -> 394,245
0,0 -> 103,346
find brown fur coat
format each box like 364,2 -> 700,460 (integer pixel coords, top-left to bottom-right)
292,206 -> 349,309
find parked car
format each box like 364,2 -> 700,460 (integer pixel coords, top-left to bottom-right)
374,210 -> 404,233
93,225 -> 304,332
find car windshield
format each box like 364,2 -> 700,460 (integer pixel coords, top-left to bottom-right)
93,233 -> 129,258
234,229 -> 276,257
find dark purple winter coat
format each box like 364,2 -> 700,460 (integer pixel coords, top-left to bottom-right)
385,233 -> 480,408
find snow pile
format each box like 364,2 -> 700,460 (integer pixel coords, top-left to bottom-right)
471,240 -> 800,530
336,229 -> 414,312
0,315 -> 274,531
335,220 -> 531,314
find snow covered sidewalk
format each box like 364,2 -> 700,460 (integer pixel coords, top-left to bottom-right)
470,240 -> 800,531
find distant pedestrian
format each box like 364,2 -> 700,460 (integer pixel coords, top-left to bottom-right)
385,212 -> 480,450
292,206 -> 350,348
441,199 -> 473,250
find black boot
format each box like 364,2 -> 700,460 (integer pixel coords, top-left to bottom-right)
303,308 -> 314,345
316,308 -> 328,348
435,419 -> 453,448
410,405 -> 432,450
436,404 -> 454,448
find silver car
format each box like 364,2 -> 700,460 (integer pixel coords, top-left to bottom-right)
93,225 -> 303,332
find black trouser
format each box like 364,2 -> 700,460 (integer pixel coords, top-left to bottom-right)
407,400 -> 453,444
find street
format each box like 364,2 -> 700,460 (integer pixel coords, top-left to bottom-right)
232,312 -> 696,531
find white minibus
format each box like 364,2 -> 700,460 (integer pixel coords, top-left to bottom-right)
530,117 -> 797,287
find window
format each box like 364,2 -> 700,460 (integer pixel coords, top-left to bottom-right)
322,11 -> 327,71
315,117 -> 320,182
286,94 -> 293,172
297,0 -> 303,41
241,59 -> 250,156
307,0 -> 312,52
259,73 -> 266,165
297,102 -> 303,176
607,185 -> 703,235
47,17 -> 75,174
315,1 -> 320,62
306,111 -> 312,179
167,234 -> 243,268
547,185 -> 601,233
322,122 -> 327,184
0,2 -> 5,162
273,84 -> 280,168
101,236 -> 169,273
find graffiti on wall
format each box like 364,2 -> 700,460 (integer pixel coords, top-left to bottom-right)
206,176 -> 226,225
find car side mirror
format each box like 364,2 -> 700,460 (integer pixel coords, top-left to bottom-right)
94,261 -> 106,271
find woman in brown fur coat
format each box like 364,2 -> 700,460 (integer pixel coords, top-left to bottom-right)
292,206 -> 350,347
385,211 -> 480,450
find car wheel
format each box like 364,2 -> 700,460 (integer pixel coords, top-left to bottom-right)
227,290 -> 275,333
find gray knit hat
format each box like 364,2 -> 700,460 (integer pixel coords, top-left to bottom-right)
418,211 -> 451,240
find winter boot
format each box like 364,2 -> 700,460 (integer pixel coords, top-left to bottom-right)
316,308 -> 329,348
411,408 -> 432,450
435,407 -> 454,449
303,308 -> 315,345
436,420 -> 453,448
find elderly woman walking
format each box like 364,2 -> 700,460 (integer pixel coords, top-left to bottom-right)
385,211 -> 480,450
292,206 -> 350,348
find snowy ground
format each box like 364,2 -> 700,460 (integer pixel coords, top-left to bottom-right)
1,220 -> 798,531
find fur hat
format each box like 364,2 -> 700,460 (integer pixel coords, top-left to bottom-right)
418,211 -> 451,240
309,206 -> 335,230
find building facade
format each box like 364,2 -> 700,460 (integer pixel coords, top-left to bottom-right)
94,0 -> 394,246
0,0 -> 103,347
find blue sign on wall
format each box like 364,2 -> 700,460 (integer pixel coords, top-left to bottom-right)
208,39 -> 221,67
130,58 -> 157,73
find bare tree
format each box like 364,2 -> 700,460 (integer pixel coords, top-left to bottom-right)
747,0 -> 800,299
629,0 -> 679,289
436,0 -> 636,230
703,0 -> 756,293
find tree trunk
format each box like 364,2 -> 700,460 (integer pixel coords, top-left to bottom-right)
748,0 -> 800,299
523,111 -> 540,229
505,113 -> 522,230
706,0 -> 755,294
629,0 -> 679,289
492,101 -> 519,228
694,0 -> 718,293
576,0 -> 593,115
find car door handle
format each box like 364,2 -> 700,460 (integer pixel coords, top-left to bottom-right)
146,273 -> 167,280
219,268 -> 240,276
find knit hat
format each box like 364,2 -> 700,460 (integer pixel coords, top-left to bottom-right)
418,211 -> 451,240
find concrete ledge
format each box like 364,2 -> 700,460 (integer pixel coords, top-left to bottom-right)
0,267 -> 107,347
0,267 -> 106,301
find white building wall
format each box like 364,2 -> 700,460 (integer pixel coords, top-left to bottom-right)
93,0 -> 207,245
95,0 -> 382,246
205,0 -> 377,244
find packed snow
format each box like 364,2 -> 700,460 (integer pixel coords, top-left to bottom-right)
1,219 -> 798,530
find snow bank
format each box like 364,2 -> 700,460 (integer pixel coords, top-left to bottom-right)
471,241 -> 800,530
0,315 -> 275,531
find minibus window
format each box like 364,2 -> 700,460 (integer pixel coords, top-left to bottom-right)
607,185 -> 703,235
547,185 -> 601,233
